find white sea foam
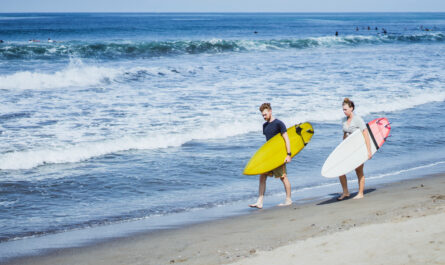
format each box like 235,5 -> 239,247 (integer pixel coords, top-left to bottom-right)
1,83 -> 443,171
2,85 -> 444,171
0,200 -> 17,207
0,120 -> 258,170
309,35 -> 377,46
0,62 -> 120,90
1,40 -> 445,170
280,86 -> 445,125
368,161 -> 445,180
0,60 -> 196,90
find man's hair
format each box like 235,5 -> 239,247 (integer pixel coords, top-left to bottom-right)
259,103 -> 272,112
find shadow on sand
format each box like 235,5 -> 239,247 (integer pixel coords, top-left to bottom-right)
316,188 -> 376,205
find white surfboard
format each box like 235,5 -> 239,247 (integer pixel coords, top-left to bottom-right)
321,118 -> 391,178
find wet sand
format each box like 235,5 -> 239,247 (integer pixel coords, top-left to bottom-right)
4,174 -> 445,265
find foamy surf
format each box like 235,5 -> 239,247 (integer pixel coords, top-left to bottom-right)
0,59 -> 186,90
0,120 -> 258,171
1,87 -> 445,171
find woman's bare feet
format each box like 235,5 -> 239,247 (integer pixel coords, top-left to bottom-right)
337,193 -> 350,201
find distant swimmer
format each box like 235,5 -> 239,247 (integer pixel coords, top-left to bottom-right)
356,27 -> 359,31
367,26 -> 371,30
335,31 -> 339,36
0,40 -> 4,43
382,28 -> 387,34
48,38 -> 55,43
254,31 -> 258,34
375,27 -> 378,30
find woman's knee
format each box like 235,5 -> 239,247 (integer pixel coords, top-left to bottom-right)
355,165 -> 364,175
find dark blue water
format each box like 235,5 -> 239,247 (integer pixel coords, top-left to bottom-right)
1,12 -> 445,261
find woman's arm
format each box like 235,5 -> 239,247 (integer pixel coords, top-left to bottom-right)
362,129 -> 372,160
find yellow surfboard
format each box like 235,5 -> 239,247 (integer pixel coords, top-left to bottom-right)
243,122 -> 314,175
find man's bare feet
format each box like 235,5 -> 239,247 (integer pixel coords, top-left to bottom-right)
278,198 -> 292,207
249,203 -> 263,209
353,194 -> 364,199
337,193 -> 350,201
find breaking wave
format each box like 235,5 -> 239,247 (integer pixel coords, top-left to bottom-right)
1,33 -> 444,60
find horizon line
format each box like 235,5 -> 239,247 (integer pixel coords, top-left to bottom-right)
1,11 -> 445,14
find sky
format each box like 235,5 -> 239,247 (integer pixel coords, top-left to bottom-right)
1,0 -> 445,13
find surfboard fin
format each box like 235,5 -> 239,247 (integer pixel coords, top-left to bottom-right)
384,134 -> 392,141
295,125 -> 302,135
295,124 -> 313,146
376,118 -> 384,125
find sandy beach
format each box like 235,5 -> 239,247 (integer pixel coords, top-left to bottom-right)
4,173 -> 444,265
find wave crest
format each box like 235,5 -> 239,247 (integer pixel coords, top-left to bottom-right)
1,33 -> 443,60
0,61 -> 183,90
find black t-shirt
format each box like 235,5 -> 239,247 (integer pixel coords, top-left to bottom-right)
263,119 -> 287,141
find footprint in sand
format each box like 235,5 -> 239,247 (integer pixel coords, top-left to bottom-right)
431,194 -> 445,202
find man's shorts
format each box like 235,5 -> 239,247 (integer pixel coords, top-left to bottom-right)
265,164 -> 287,178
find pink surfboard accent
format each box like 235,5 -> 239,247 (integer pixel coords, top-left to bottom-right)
367,117 -> 391,148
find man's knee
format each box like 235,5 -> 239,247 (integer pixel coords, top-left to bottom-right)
280,174 -> 288,181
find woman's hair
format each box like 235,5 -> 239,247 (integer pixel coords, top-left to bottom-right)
342,98 -> 355,110
259,103 -> 272,112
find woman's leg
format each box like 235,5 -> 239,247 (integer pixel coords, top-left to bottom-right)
354,164 -> 365,199
338,175 -> 350,200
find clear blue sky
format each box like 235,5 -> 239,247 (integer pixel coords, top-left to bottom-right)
1,0 -> 445,12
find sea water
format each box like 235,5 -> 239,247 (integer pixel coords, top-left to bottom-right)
1,12 -> 445,261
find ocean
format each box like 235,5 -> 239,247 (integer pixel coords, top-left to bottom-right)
1,12 -> 445,261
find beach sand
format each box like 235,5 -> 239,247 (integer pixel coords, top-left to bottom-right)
4,174 -> 445,265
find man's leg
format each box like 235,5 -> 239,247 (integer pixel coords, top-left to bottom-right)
278,174 -> 292,206
249,174 -> 267,208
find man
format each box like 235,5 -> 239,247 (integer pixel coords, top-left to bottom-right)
249,103 -> 292,209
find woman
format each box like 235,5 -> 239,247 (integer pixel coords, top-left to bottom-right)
338,98 -> 372,200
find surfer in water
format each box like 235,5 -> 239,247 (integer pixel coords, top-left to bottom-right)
249,103 -> 293,209
337,98 -> 372,200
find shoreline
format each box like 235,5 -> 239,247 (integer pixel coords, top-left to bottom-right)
3,173 -> 445,265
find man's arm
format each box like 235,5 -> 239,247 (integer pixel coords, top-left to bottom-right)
282,132 -> 292,163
